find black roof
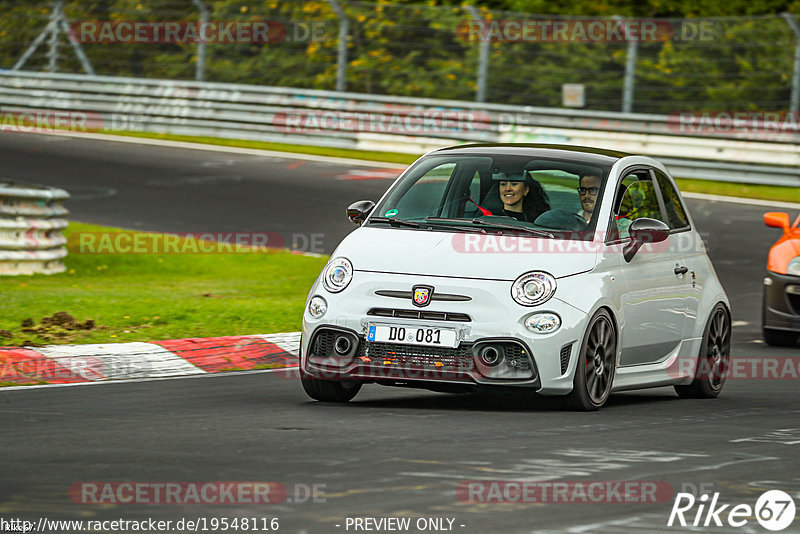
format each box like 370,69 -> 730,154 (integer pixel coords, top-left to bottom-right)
429,143 -> 630,165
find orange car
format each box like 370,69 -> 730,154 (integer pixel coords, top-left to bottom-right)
763,212 -> 800,346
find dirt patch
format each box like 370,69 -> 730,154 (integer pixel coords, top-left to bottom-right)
8,312 -> 99,346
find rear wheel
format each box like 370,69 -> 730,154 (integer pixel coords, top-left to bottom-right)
300,369 -> 362,403
763,328 -> 798,347
675,304 -> 730,399
566,309 -> 616,411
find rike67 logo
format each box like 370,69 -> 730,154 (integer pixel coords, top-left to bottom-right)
668,490 -> 796,531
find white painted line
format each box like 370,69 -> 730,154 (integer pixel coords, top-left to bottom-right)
36,342 -> 205,380
683,191 -> 800,209
0,365 -> 298,392
343,169 -> 401,176
20,130 -> 409,169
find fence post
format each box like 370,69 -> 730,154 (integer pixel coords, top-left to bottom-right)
327,0 -> 349,91
464,5 -> 489,103
192,0 -> 209,81
615,15 -> 638,113
46,0 -> 63,72
13,0 -> 94,74
782,13 -> 800,113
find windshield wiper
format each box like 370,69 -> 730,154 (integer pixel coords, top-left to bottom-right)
424,217 -> 487,233
368,216 -> 421,228
469,217 -> 555,238
370,216 -> 486,234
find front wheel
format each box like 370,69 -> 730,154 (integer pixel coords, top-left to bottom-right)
300,369 -> 362,403
675,304 -> 731,399
566,309 -> 617,411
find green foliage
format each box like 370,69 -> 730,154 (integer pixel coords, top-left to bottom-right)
1,0 -> 799,112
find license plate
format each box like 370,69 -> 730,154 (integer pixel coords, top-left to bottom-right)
367,324 -> 458,348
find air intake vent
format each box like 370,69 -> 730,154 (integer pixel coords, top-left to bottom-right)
560,343 -> 573,375
367,308 -> 471,322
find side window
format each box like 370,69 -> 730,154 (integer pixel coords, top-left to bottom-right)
609,170 -> 665,240
655,171 -> 690,230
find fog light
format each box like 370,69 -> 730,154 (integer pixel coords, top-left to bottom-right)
525,312 -> 561,334
308,296 -> 327,318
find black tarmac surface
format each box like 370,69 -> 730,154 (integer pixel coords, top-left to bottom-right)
1,133 -> 799,534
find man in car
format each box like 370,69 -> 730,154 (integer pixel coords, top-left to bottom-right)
578,174 -> 633,238
577,174 -> 602,223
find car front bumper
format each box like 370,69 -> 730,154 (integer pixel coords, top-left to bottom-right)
763,270 -> 800,332
301,272 -> 592,395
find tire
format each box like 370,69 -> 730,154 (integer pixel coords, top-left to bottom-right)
300,369 -> 362,403
566,309 -> 617,411
763,328 -> 798,347
675,304 -> 731,399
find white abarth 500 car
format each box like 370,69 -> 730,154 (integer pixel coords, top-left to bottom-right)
300,144 -> 731,410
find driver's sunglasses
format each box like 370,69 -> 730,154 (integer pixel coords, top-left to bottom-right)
577,187 -> 600,196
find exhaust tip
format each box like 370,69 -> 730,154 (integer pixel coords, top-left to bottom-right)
334,335 -> 352,355
478,345 -> 503,367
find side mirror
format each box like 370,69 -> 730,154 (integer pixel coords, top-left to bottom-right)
347,200 -> 375,226
623,217 -> 670,262
764,212 -> 790,232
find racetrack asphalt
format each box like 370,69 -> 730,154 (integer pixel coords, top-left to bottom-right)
1,132 -> 799,533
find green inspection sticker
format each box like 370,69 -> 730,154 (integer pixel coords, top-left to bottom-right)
384,209 -> 399,218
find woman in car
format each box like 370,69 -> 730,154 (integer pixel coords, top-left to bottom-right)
498,173 -> 550,222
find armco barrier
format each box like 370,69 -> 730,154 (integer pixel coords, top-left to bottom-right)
0,182 -> 69,275
1,71 -> 799,185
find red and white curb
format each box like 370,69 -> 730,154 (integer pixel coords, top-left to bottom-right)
0,332 -> 300,387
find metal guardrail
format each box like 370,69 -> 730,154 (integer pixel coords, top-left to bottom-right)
0,182 -> 69,275
1,71 -> 799,186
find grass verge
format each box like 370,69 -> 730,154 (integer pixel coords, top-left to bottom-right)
0,222 -> 327,346
108,130 -> 800,205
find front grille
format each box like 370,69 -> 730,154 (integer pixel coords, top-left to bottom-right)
560,343 -> 573,375
357,341 -> 475,371
367,308 -> 471,322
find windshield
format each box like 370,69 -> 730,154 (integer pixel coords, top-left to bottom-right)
369,154 -> 611,240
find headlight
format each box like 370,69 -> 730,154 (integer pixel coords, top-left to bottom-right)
524,312 -> 561,334
322,257 -> 353,293
308,295 -> 327,318
788,257 -> 800,276
511,271 -> 557,306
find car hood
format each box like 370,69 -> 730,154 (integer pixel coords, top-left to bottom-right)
334,227 -> 598,280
